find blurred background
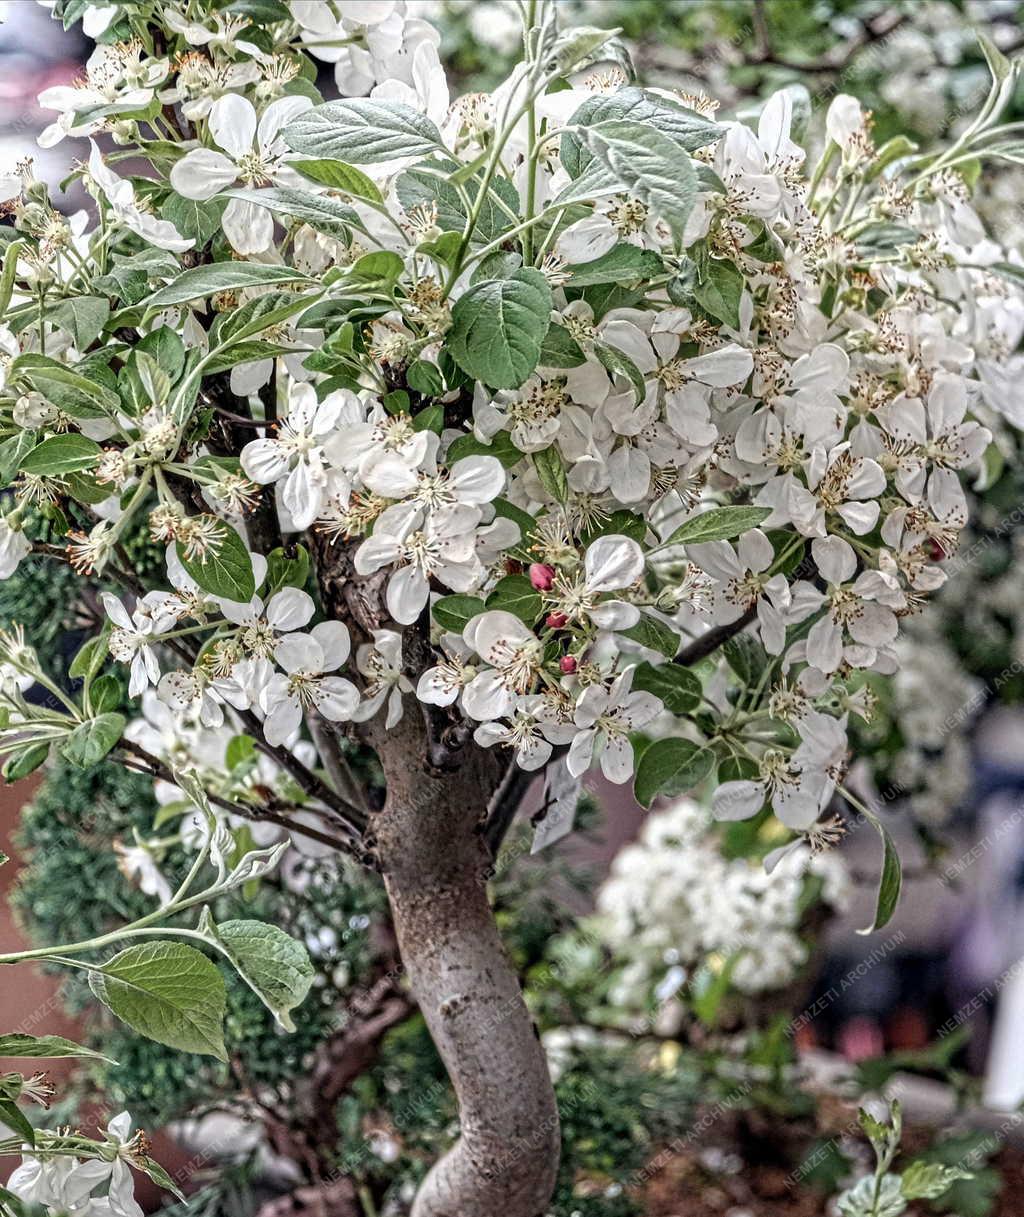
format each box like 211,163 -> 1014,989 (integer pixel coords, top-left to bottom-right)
2,2 -> 1024,1215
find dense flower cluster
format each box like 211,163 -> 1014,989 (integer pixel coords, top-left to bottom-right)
594,796 -> 849,1005
0,1 -> 1019,1212
0,2 -> 1017,881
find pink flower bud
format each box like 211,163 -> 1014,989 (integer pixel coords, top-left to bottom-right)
559,655 -> 578,674
546,611 -> 568,629
529,563 -> 556,591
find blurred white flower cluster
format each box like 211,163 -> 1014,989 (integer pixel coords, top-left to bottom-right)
594,797 -> 850,1004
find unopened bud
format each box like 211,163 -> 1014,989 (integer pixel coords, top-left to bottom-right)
530,563 -> 555,591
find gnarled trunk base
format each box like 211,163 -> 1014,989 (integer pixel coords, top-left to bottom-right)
372,714 -> 560,1217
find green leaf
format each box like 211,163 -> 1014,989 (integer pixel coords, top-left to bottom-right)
349,250 -> 404,284
0,1097 -> 35,1147
95,251 -> 176,307
136,1153 -> 186,1203
631,662 -> 701,714
0,239 -> 23,317
412,404 -> 443,434
292,157 -> 383,202
446,431 -> 522,468
617,612 -> 680,659
0,1073 -> 23,1101
11,353 -> 120,419
89,941 -> 227,1060
574,279 -> 644,318
634,737 -> 715,807
137,325 -> 186,379
486,574 -> 542,624
581,509 -> 647,545
471,250 -> 523,284
693,259 -> 744,328
203,340 -> 293,376
143,263 -> 312,310
989,261 -> 1024,290
222,187 -> 359,238
89,674 -> 122,715
0,432 -> 36,483
160,193 -> 225,245
538,323 -> 585,368
578,120 -> 699,236
722,634 -> 767,687
562,87 -> 722,177
418,230 -> 462,267
200,916 -> 314,1033
0,1034 -> 114,1063
383,390 -> 410,415
865,135 -> 918,181
901,1161 -> 972,1202
46,296 -> 110,349
852,223 -> 919,255
19,433 -> 102,477
396,162 -> 519,247
283,98 -> 444,164
225,734 -> 257,771
224,0 -> 290,20
594,339 -> 646,404
718,755 -> 759,784
664,506 -> 772,546
64,472 -> 110,505
448,269 -> 552,390
176,519 -> 255,603
858,818 -> 902,935
0,1180 -> 27,1212
743,217 -> 784,262
978,30 -> 1013,84
69,633 -> 109,681
548,24 -> 621,73
566,243 -> 663,287
432,594 -> 486,632
216,291 -> 314,346
3,743 -> 49,783
264,544 -> 309,594
532,445 -> 568,503
406,359 -> 445,396
61,713 -> 125,768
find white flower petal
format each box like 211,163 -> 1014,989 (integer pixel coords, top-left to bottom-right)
584,534 -> 644,593
169,148 -> 237,201
210,92 -> 257,161
387,565 -> 429,625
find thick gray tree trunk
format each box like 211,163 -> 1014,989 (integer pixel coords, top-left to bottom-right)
370,711 -> 561,1217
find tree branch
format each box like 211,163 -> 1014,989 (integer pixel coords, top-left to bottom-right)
307,711 -> 370,816
202,372 -> 284,557
674,604 -> 757,667
751,10 -> 908,73
234,706 -> 369,841
483,755 -> 544,858
117,739 -> 362,857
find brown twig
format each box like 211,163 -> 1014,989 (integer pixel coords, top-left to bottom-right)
674,604 -> 757,667
117,739 -> 361,857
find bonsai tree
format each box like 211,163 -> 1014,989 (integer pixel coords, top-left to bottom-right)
0,2 -> 1022,1214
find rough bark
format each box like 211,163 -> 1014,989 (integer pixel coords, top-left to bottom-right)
307,531 -> 561,1217
368,710 -> 561,1217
